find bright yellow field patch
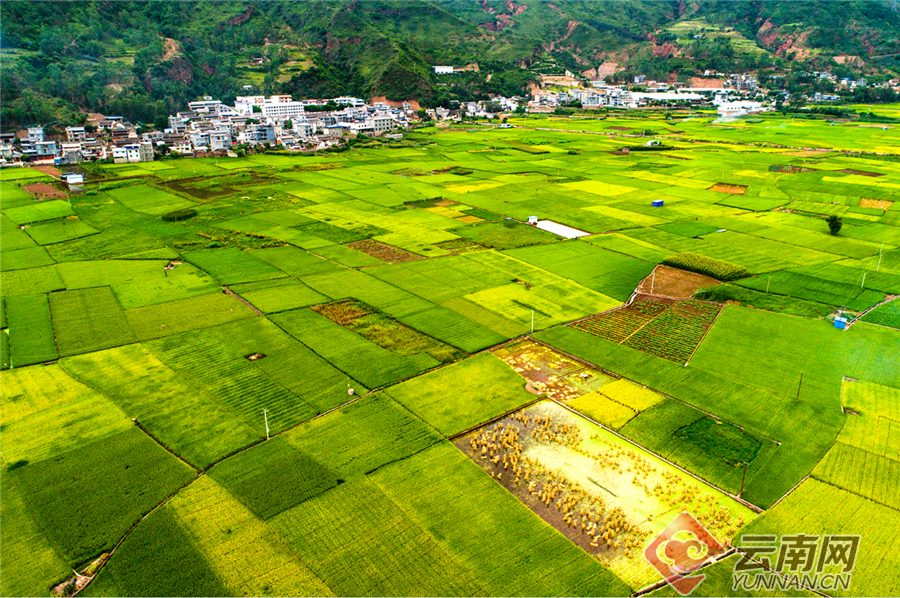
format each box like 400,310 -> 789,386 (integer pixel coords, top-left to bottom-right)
455,215 -> 483,224
562,180 -> 636,197
568,391 -> 637,429
170,476 -> 333,596
425,206 -> 467,219
445,181 -> 504,194
734,170 -> 780,179
823,175 -> 882,186
617,170 -> 714,189
1,365 -> 130,463
459,401 -> 757,590
598,379 -> 666,411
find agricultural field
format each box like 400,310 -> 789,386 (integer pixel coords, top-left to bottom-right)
2,112 -> 899,597
573,295 -> 721,363
455,401 -> 756,590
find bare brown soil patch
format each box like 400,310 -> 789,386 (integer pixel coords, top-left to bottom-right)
708,183 -> 747,195
24,183 -> 67,199
605,126 -> 632,131
348,239 -> 423,263
690,77 -> 724,88
637,265 -> 720,299
860,198 -> 894,210
32,165 -> 61,177
162,38 -> 182,61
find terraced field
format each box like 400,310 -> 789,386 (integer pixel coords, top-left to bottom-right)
2,111 -> 899,597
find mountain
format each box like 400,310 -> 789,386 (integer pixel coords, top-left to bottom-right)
1,0 -> 898,127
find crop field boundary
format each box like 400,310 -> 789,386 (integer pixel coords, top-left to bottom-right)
562,299 -> 637,329
766,474 -> 809,511
222,286 -> 264,316
446,395 -> 548,441
527,335 -> 782,448
71,471 -> 200,597
71,385 -> 381,596
547,398 -> 764,514
717,547 -> 830,598
683,302 -> 726,366
633,547 -> 737,596
810,466 -> 900,514
845,295 -> 897,330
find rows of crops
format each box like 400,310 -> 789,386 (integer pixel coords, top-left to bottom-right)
2,111 -> 900,597
573,297 -> 720,363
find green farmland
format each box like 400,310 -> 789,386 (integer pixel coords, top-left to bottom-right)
2,111 -> 899,597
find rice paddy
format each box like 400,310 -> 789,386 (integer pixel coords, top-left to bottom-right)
1,111 -> 898,597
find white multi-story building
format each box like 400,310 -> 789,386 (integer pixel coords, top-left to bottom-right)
111,141 -> 154,163
239,123 -> 277,145
235,95 -> 266,115
66,126 -> 87,142
27,127 -> 45,143
58,142 -> 83,164
188,99 -> 225,114
260,100 -> 305,120
292,120 -> 317,138
333,96 -> 366,107
208,129 -> 232,151
433,66 -> 454,74
235,95 -> 306,120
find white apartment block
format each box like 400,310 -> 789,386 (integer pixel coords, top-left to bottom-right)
235,95 -> 266,115
112,141 -> 154,163
260,100 -> 306,120
209,129 -> 232,151
27,127 -> 45,142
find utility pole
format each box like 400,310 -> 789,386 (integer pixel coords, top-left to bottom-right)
766,275 -> 771,294
795,373 -> 803,402
531,310 -> 534,334
650,269 -> 656,294
877,243 -> 883,272
861,272 -> 866,289
262,409 -> 269,440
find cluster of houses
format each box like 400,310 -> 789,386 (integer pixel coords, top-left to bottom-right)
4,67 -> 897,167
0,95 -> 413,166
528,83 -> 745,111
161,95 -> 410,155
0,116 -> 161,166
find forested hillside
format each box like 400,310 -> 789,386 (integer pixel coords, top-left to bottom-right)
2,0 -> 898,127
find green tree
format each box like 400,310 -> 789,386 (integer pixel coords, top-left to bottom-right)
826,215 -> 843,236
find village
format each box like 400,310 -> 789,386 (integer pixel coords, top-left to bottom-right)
1,65 -> 896,169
